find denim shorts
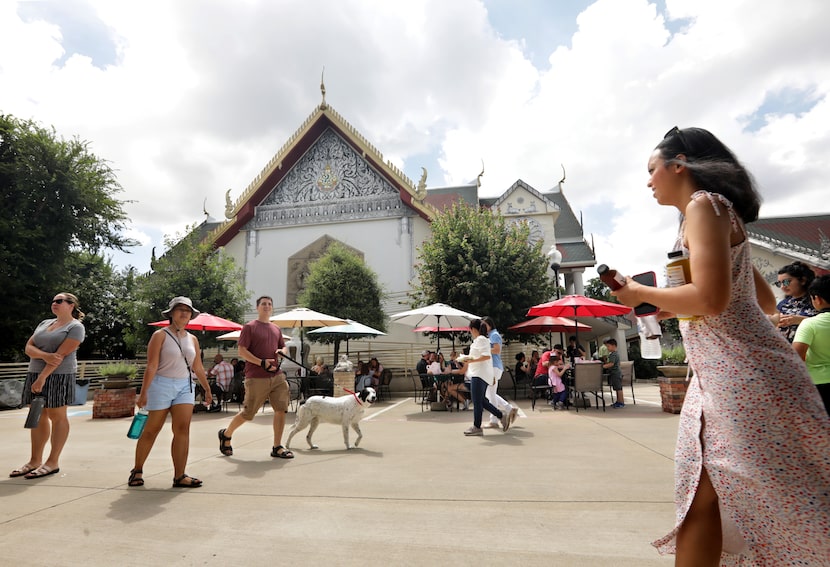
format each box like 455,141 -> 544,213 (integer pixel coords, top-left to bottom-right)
146,374 -> 194,410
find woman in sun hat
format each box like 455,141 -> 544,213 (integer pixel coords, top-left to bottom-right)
128,296 -> 211,489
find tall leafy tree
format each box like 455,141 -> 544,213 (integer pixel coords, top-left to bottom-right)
0,115 -> 135,360
299,243 -> 386,360
126,228 -> 250,353
411,204 -> 555,335
66,251 -> 138,359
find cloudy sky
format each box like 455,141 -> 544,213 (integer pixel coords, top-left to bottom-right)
2,0 -> 828,285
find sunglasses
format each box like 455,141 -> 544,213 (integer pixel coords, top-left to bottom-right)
664,126 -> 687,150
52,298 -> 73,305
774,278 -> 793,288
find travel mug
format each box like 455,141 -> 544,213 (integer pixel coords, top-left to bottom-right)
24,396 -> 46,429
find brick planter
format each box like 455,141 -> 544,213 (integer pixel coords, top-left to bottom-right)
93,387 -> 136,419
657,367 -> 690,414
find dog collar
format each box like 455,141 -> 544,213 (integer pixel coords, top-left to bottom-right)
343,388 -> 363,405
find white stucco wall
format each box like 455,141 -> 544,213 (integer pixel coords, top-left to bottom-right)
223,214 -> 431,311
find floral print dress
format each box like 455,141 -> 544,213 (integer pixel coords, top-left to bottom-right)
652,192 -> 830,565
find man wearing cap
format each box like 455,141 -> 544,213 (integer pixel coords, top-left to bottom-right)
416,350 -> 430,378
218,296 -> 293,459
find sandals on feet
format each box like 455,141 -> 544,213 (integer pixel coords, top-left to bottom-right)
128,468 -> 144,487
9,463 -> 39,478
270,445 -> 294,459
218,428 -> 233,456
24,465 -> 60,479
172,474 -> 202,488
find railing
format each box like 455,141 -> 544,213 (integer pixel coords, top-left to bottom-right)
0,360 -> 147,390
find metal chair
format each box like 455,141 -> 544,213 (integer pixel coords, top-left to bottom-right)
412,369 -> 434,411
607,361 -> 636,405
530,374 -> 553,411
572,363 -> 606,412
378,369 -> 393,401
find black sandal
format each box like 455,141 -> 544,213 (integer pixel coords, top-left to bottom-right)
128,468 -> 144,487
270,445 -> 294,459
218,428 -> 233,456
172,474 -> 202,488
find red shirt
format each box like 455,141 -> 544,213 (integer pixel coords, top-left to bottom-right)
239,320 -> 285,378
534,351 -> 552,377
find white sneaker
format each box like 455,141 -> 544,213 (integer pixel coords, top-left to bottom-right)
463,426 -> 483,436
509,406 -> 518,424
486,421 -> 501,429
500,410 -> 511,432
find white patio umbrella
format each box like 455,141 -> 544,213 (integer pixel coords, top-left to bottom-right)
391,302 -> 481,353
217,330 -> 292,341
308,319 -> 386,355
270,308 -> 348,367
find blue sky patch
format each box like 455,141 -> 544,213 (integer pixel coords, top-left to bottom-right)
741,87 -> 822,133
18,1 -> 118,69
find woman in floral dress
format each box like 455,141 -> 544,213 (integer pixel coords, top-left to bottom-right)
614,127 -> 830,566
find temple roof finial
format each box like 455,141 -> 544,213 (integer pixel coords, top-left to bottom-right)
320,67 -> 327,109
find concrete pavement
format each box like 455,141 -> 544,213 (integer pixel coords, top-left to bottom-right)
0,382 -> 678,566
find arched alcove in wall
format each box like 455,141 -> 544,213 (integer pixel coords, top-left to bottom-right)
285,234 -> 364,306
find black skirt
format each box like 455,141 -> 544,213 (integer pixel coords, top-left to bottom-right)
22,372 -> 76,408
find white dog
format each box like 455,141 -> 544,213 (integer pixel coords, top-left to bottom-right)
286,387 -> 377,450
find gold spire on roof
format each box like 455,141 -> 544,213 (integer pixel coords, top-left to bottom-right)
320,67 -> 327,110
415,167 -> 427,200
476,160 -> 485,188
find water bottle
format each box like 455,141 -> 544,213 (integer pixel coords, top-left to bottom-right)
127,409 -> 148,439
24,396 -> 46,429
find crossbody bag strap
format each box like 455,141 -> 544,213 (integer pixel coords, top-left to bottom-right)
163,328 -> 193,392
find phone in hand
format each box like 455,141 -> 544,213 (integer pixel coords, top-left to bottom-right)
632,271 -> 659,317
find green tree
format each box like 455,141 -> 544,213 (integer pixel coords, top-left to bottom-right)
0,114 -> 135,360
585,276 -> 615,302
299,243 -> 386,360
67,251 -> 138,359
126,227 -> 250,353
411,204 -> 555,335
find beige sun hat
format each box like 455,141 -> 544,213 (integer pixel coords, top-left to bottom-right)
162,296 -> 200,319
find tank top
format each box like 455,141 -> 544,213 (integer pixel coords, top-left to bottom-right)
156,330 -> 196,378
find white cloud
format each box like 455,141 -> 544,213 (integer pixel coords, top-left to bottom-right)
1,0 -> 828,279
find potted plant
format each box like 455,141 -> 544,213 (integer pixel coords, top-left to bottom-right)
656,344 -> 690,414
657,344 -> 690,377
99,362 -> 139,389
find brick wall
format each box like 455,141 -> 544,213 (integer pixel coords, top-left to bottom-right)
93,388 -> 136,419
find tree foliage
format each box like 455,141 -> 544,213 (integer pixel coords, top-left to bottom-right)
584,277 -> 614,302
299,243 -> 386,360
0,114 -> 136,360
68,251 -> 139,359
126,228 -> 250,353
411,204 -> 555,335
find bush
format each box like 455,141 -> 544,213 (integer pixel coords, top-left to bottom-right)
661,344 -> 687,365
98,361 -> 139,379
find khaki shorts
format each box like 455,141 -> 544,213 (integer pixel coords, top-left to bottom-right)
239,374 -> 289,419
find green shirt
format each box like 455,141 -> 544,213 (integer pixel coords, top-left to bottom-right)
794,312 -> 830,385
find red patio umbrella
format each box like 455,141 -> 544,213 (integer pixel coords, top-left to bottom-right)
149,313 -> 243,332
527,295 -> 632,361
412,326 -> 470,352
508,316 -> 591,348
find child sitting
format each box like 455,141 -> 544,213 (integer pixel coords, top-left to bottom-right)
548,354 -> 570,409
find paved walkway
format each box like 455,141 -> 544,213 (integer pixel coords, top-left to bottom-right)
0,382 -> 678,566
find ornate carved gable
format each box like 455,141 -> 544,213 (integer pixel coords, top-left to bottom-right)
245,128 -> 407,229
286,235 -> 364,306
